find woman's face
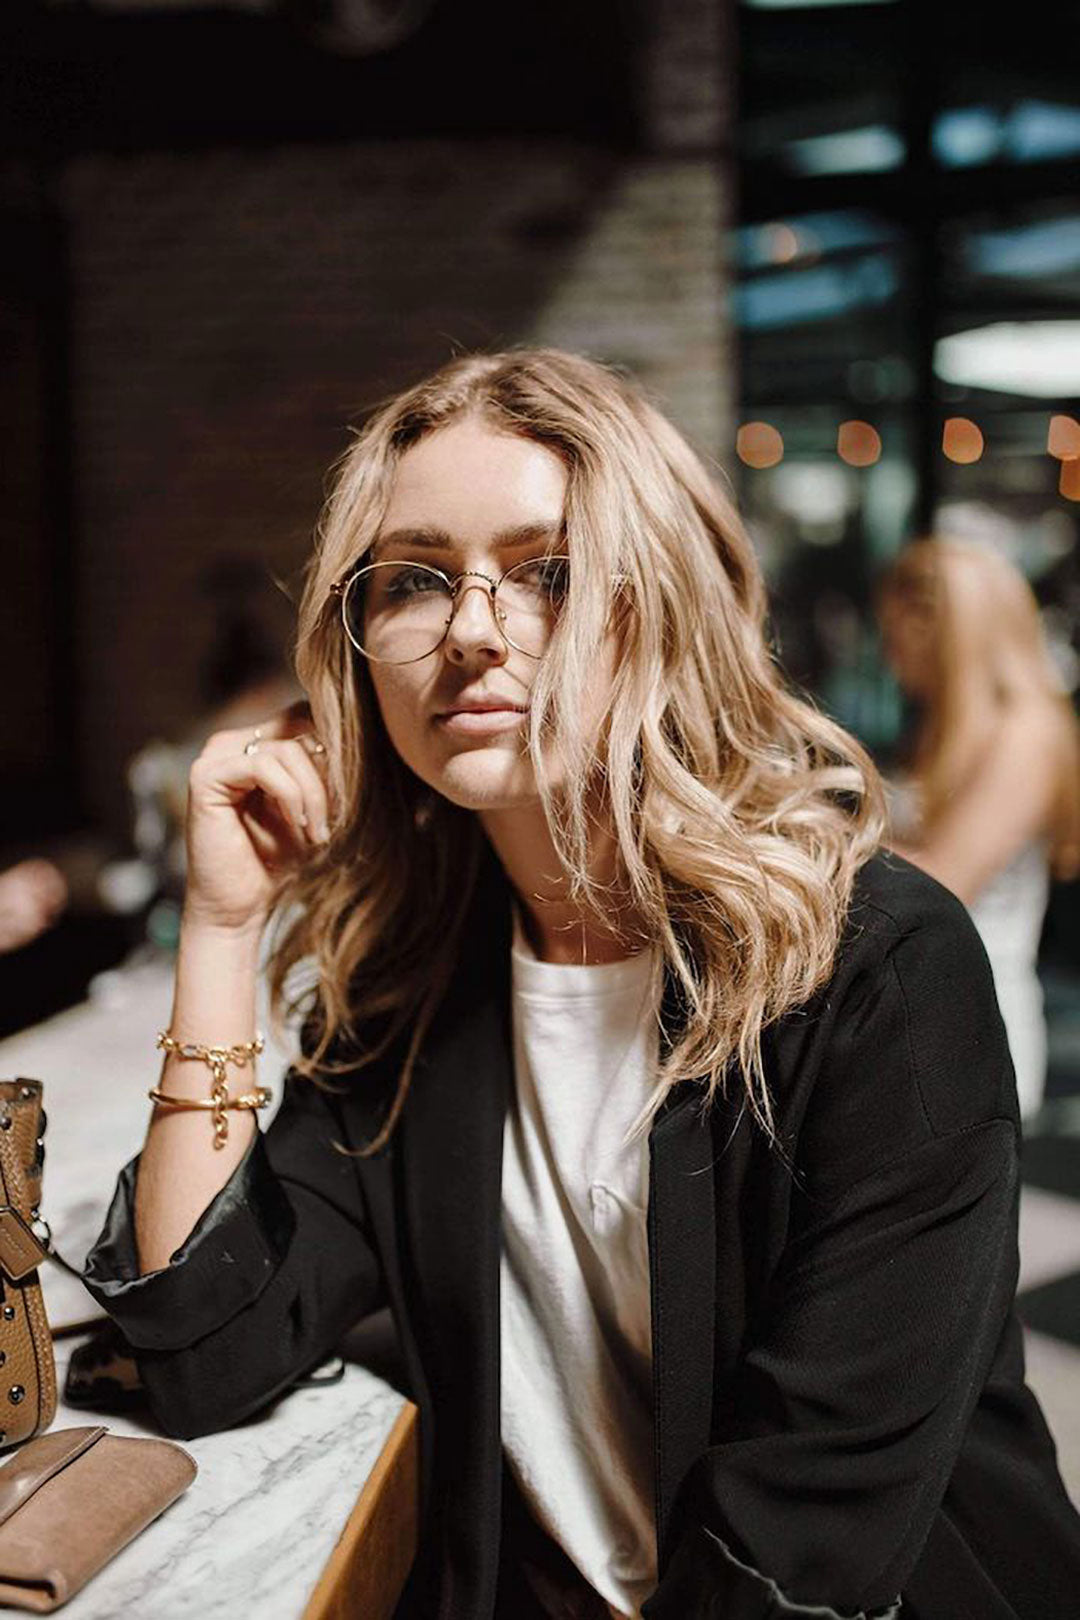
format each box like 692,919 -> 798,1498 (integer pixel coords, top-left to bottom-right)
364,416 -> 605,813
878,581 -> 939,700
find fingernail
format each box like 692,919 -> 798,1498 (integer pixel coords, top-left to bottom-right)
299,812 -> 309,827
318,823 -> 331,843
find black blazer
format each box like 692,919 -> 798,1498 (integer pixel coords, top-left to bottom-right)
84,850 -> 1080,1618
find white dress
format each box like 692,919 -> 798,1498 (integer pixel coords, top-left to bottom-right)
886,777 -> 1050,1120
966,842 -> 1050,1120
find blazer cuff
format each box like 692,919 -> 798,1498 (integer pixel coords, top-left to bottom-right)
81,1132 -> 296,1352
642,1523 -> 901,1620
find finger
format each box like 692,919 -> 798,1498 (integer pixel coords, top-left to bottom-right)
244,752 -> 318,844
279,725 -> 335,800
238,793 -> 303,874
252,737 -> 333,840
198,750 -> 313,846
280,711 -> 333,789
195,733 -> 334,845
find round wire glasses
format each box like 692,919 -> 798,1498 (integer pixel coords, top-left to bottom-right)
330,555 -> 571,665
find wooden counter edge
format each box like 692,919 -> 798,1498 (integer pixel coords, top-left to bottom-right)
302,1399 -> 419,1620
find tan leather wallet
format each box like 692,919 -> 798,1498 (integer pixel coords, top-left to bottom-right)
0,1425 -> 197,1611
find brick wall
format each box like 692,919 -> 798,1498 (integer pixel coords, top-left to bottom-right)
51,3 -> 731,840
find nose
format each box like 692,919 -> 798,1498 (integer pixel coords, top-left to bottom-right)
443,579 -> 508,668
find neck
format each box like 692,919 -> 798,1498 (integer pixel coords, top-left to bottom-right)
479,800 -> 650,965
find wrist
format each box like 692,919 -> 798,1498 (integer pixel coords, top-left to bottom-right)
178,908 -> 266,956
170,918 -> 264,1049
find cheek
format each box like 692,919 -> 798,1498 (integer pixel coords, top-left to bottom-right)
367,670 -> 428,766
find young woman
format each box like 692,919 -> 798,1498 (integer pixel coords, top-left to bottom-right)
85,352 -> 1080,1619
878,538 -> 1080,1120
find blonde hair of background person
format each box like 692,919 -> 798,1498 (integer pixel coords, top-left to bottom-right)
263,350 -> 885,1149
878,536 -> 1080,901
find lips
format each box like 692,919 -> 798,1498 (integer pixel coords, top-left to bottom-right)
437,699 -> 528,717
435,699 -> 529,736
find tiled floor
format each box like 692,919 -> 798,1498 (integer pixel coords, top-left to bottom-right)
1019,1182 -> 1080,1503
1016,973 -> 1080,1507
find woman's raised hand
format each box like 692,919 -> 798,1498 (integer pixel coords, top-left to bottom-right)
182,700 -> 335,936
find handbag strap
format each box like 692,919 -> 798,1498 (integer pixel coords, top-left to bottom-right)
0,1082 -> 44,1214
0,1079 -> 86,1280
0,1108 -> 47,1285
0,1084 -> 58,1439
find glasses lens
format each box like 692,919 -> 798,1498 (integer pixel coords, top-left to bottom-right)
345,562 -> 453,663
496,555 -> 569,656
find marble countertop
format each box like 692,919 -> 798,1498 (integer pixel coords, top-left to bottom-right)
0,947 -> 412,1618
42,1351 -> 406,1620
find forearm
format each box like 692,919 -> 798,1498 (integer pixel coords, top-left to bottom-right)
134,914 -> 266,1274
90,1044 -> 385,1437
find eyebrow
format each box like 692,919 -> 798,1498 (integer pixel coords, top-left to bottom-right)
369,521 -> 564,560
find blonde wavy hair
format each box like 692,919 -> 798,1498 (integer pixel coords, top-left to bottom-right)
879,536 -> 1080,880
266,349 -> 885,1150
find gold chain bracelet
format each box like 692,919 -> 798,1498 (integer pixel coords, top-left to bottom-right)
153,1031 -> 268,1150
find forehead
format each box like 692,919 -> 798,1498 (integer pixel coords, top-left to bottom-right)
379,419 -> 567,545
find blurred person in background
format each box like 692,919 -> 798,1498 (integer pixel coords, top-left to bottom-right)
878,537 -> 1080,1122
0,857 -> 68,954
81,353 -> 1080,1619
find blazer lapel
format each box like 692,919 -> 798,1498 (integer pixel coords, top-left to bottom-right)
397,844 -> 513,1615
648,967 -> 720,1575
648,1092 -> 719,1575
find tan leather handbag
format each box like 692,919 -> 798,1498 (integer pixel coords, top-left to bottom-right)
0,1081 -> 55,1451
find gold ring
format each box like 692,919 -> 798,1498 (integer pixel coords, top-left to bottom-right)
243,726 -> 263,757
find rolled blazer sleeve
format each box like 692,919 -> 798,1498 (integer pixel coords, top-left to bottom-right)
644,877 -> 1021,1619
82,1055 -> 385,1440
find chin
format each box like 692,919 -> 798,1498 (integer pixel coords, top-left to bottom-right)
424,747 -> 546,813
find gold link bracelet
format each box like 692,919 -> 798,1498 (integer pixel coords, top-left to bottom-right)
152,1031 -> 268,1149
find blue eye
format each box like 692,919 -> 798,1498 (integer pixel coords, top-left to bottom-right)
382,566 -> 447,600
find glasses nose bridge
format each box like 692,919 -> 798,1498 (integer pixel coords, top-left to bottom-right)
444,569 -> 505,647
449,567 -> 499,598
447,569 -> 501,618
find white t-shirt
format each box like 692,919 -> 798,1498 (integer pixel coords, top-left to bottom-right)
500,910 -> 661,1619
